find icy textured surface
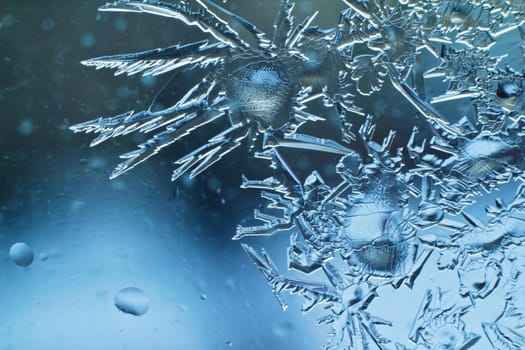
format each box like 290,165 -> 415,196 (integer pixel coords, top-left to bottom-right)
71,0 -> 362,181
66,0 -> 525,349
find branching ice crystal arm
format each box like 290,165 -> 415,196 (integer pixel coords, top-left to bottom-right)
234,149 -> 303,239
71,76 -> 243,179
80,40 -> 229,77
234,200 -> 295,239
271,0 -> 294,49
70,78 -> 220,145
71,0 -> 525,347
199,0 -> 272,50
284,11 -> 319,49
483,322 -> 525,350
408,288 -> 480,349
388,68 -> 466,137
241,244 -> 339,312
263,132 -> 353,155
484,264 -> 525,349
340,0 -> 371,21
99,0 -> 250,50
171,121 -> 251,180
112,105 -> 228,179
336,27 -> 381,50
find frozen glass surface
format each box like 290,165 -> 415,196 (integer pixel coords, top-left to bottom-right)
1,0 -> 525,349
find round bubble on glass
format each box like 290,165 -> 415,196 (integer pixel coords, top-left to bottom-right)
9,242 -> 34,267
114,287 -> 150,316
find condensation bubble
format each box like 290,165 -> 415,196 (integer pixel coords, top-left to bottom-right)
113,17 -> 128,32
114,287 -> 150,316
181,173 -> 195,188
81,32 -> 96,48
207,177 -> 221,193
2,14 -> 15,28
39,252 -> 48,261
271,321 -> 294,338
87,156 -> 107,170
18,119 -> 34,136
41,17 -> 55,31
140,75 -> 157,89
9,242 -> 34,267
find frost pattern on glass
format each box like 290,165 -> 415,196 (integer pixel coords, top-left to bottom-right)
238,121 -> 439,349
70,0 -> 363,180
403,288 -> 481,350
71,0 -> 525,348
234,1 -> 525,349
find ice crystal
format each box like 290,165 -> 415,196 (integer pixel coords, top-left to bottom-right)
337,0 -> 440,95
70,0 -> 363,180
404,288 -> 480,350
70,0 -> 525,348
483,265 -> 525,349
238,120 -> 438,348
234,0 -> 525,349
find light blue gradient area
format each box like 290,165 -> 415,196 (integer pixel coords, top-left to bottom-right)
0,161 -> 326,350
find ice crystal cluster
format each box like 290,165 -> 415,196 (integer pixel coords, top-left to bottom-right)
71,0 -> 525,349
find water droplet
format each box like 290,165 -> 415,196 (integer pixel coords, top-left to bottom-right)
497,81 -> 520,99
226,340 -> 233,346
38,252 -> 48,261
114,287 -> 150,316
9,242 -> 34,267
200,294 -> 207,301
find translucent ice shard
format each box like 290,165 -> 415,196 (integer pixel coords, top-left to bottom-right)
338,0 -> 441,95
406,288 -> 480,349
458,260 -> 502,301
483,265 -> 525,349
